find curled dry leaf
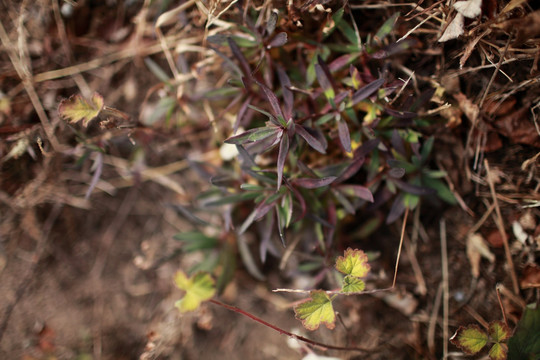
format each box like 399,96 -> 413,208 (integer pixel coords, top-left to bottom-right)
453,0 -> 482,18
466,233 -> 495,278
439,13 -> 465,42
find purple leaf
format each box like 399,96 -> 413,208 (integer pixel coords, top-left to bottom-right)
245,130 -> 281,154
234,96 -> 252,133
255,80 -> 284,120
284,179 -> 306,221
236,145 -> 257,168
267,32 -> 288,48
85,152 -> 103,200
372,38 -> 418,59
387,194 -> 406,224
391,129 -> 406,156
266,11 -> 278,35
389,167 -> 406,178
296,125 -> 327,154
334,155 -> 366,184
316,55 -> 337,90
293,176 -> 337,189
336,184 -> 374,202
228,37 -> 251,79
315,63 -> 334,99
353,138 -> 380,158
337,120 -> 352,153
259,213 -> 274,263
385,107 -> 417,119
277,131 -> 289,190
329,53 -> 356,72
277,66 -> 293,120
351,78 -> 384,105
393,179 -> 437,195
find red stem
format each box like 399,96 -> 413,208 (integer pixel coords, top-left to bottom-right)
208,299 -> 371,352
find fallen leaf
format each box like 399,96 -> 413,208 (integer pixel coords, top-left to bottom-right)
467,233 -> 495,278
520,264 -> 540,289
439,13 -> 465,42
493,107 -> 540,147
497,10 -> 540,46
454,92 -> 479,123
454,0 -> 482,18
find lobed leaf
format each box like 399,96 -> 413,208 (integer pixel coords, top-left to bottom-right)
58,92 -> 104,127
341,275 -> 366,293
335,248 -> 371,278
450,325 -> 488,355
489,343 -> 508,360
294,290 -> 336,331
174,271 -> 216,313
488,321 -> 510,343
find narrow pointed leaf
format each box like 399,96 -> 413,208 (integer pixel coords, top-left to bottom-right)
277,132 -> 289,190
294,290 -> 336,331
255,80 -> 284,120
351,78 -> 384,105
385,107 -> 417,119
334,155 -> 365,184
393,179 -> 437,195
315,62 -> 335,100
267,32 -> 288,48
225,127 -> 278,145
336,184 -> 374,202
296,125 -> 327,153
277,66 -> 293,120
228,37 -> 251,79
293,176 -> 336,189
337,120 -> 352,153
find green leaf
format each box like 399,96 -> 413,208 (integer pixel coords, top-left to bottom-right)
489,342 -> 508,360
341,275 -> 365,293
174,271 -> 216,312
508,303 -> 540,360
58,92 -> 104,127
173,231 -> 218,252
489,321 -> 511,343
450,325 -> 489,355
294,290 -> 336,331
374,13 -> 400,45
335,248 -> 371,278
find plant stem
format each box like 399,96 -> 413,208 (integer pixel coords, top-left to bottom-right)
208,299 -> 372,353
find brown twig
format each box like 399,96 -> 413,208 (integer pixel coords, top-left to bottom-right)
209,299 -> 374,352
393,207 -> 409,288
484,159 -> 520,295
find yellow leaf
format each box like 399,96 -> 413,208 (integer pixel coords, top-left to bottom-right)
58,92 -> 104,127
335,248 -> 370,278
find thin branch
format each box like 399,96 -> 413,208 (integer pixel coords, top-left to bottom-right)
440,218 -> 449,359
484,159 -> 520,295
209,299 -> 373,352
393,207 -> 409,288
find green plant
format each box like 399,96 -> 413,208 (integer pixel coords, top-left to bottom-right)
450,303 -> 540,360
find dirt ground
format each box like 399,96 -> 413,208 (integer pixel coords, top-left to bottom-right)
1,1 -> 539,359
